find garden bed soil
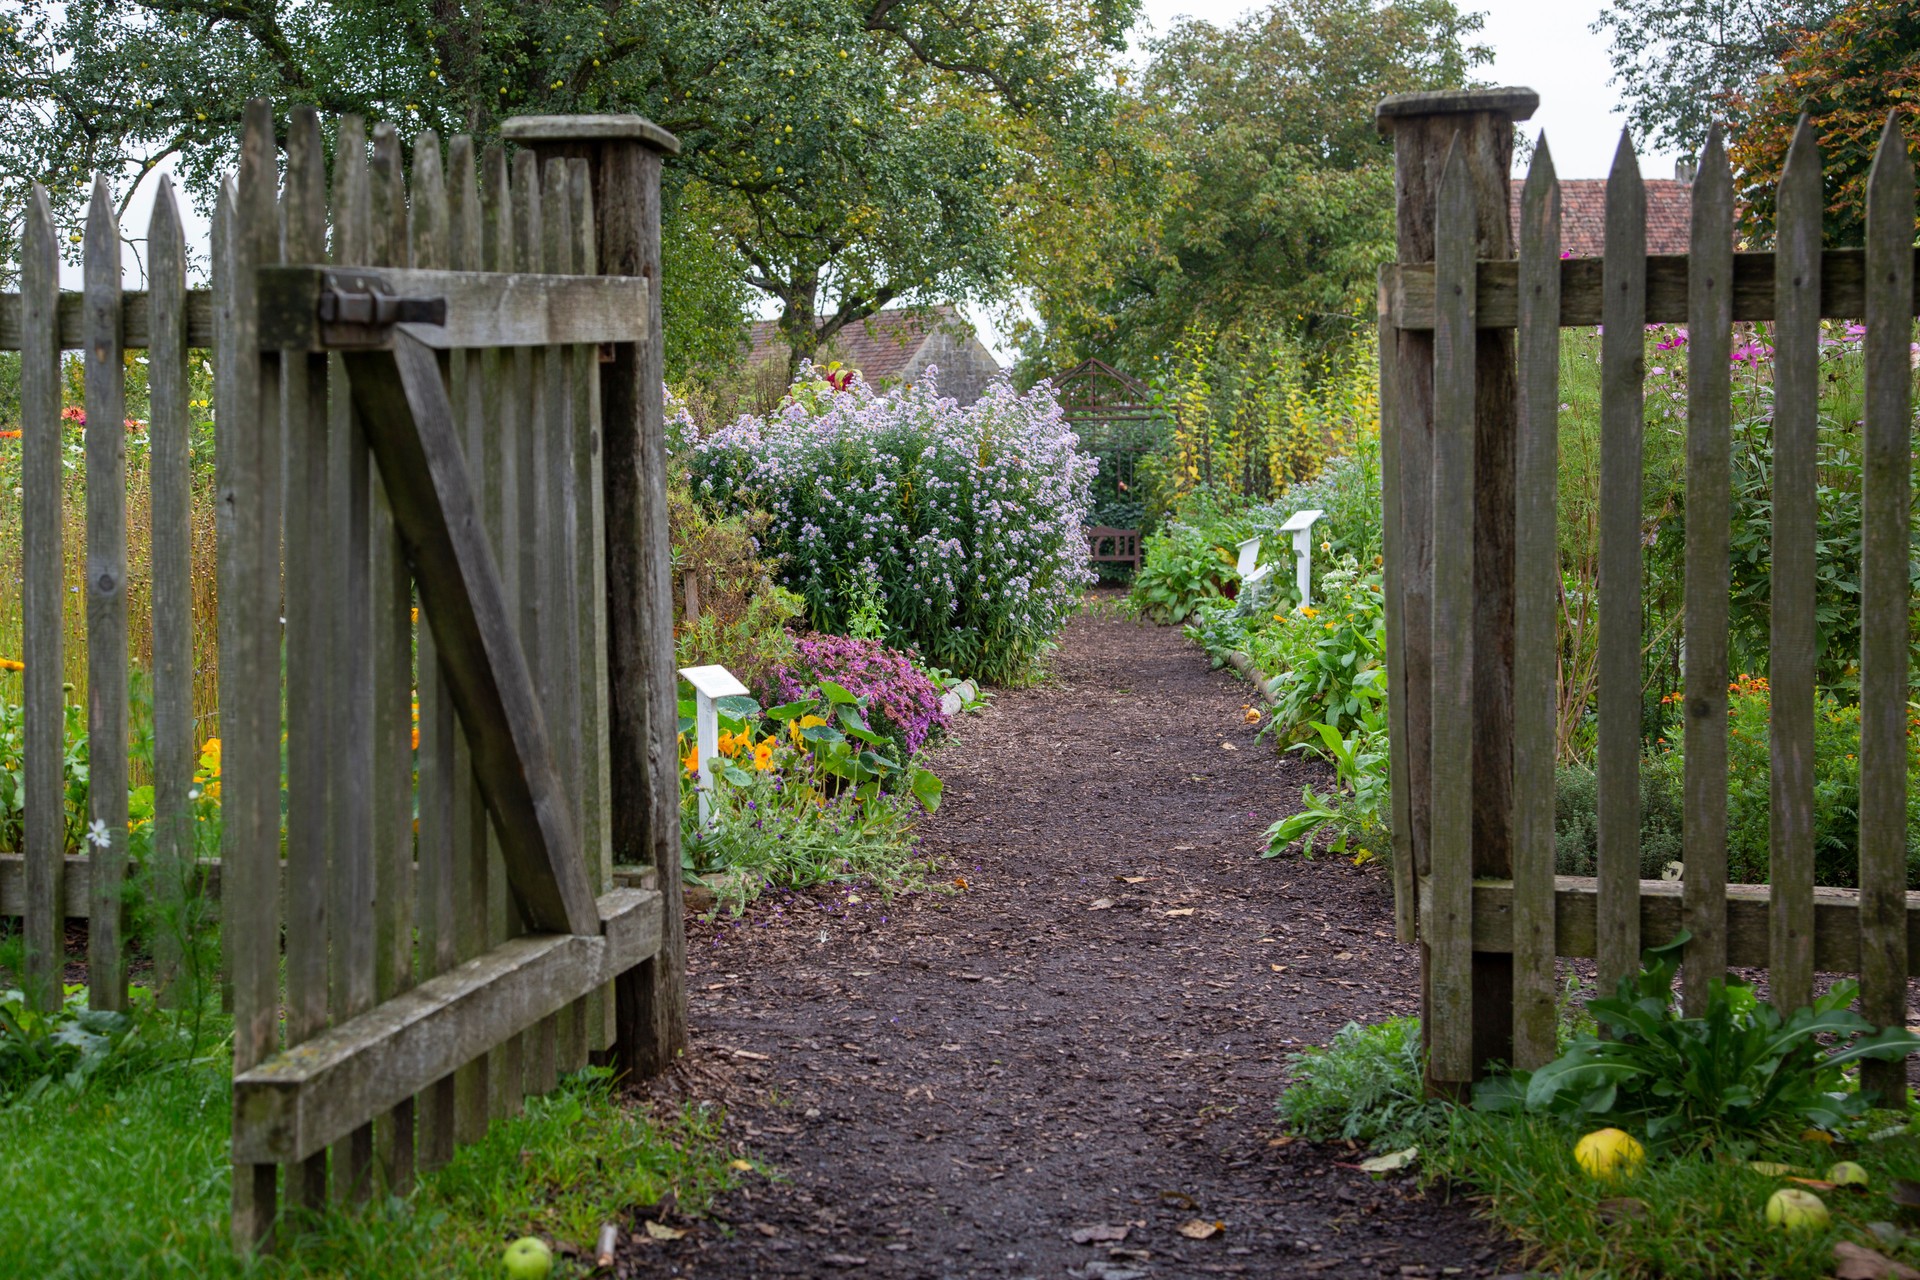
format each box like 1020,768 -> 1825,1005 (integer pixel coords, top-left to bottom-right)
630,597 -> 1516,1278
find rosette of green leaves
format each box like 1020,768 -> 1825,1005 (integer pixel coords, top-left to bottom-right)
1476,933 -> 1920,1153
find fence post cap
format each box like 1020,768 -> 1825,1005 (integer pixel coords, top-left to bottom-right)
501,114 -> 681,156
1375,88 -> 1539,134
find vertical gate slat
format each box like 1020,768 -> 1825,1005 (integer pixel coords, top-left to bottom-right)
446,134 -> 493,1147
482,145 -> 526,1121
1769,116 -> 1823,1014
1377,259 -> 1414,942
542,158 -> 590,1075
21,185 -> 64,1013
1858,114 -> 1914,1104
83,176 -> 131,1013
1681,127 -> 1733,1015
368,120 -> 419,1192
147,175 -> 194,1009
227,99 -> 284,1251
571,157 -> 618,1053
327,113 -> 378,1204
409,127 -> 461,1171
1512,136 -> 1560,1069
280,105 -> 333,1211
513,148 -> 559,1102
1596,130 -> 1646,994
1427,138 -> 1476,1087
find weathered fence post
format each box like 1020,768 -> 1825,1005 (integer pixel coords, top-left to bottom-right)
1376,88 -> 1536,1090
500,114 -> 688,1080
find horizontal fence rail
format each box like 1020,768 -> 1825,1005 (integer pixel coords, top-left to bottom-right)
1378,88 -> 1919,1095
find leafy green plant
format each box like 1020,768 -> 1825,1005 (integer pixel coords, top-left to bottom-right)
0,987 -> 195,1106
1277,1017 -> 1448,1151
1252,558 -> 1385,743
1263,667 -> 1389,860
1128,523 -> 1240,623
1477,933 -> 1920,1153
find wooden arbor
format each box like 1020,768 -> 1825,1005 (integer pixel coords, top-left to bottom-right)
1380,88 -> 1918,1097
1056,358 -> 1166,571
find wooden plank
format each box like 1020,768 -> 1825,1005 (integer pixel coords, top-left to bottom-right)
1382,245 -> 1920,330
446,132 -> 492,1147
571,157 -> 617,1053
225,97 -> 284,1253
543,159 -> 590,1076
515,150 -> 560,1101
480,143 -> 524,1122
1596,131 -> 1646,996
328,112 -> 378,1207
500,114 -> 682,154
234,889 -> 665,1164
83,175 -> 131,1013
1376,268 -> 1414,945
1439,875 -> 1920,974
20,184 -> 63,1013
253,266 -> 648,351
1859,115 -> 1914,1103
146,174 -> 196,1008
1680,127 -> 1734,1016
1770,116 -> 1822,1016
369,119 -> 418,1196
0,853 -> 423,918
1426,138 -> 1476,1088
0,289 -> 216,351
211,181 -> 236,1015
1511,136 -> 1560,1070
410,128 -> 459,1173
340,334 -> 599,936
280,105 -> 334,1214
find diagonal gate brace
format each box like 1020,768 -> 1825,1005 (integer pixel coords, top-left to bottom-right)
342,331 -> 598,936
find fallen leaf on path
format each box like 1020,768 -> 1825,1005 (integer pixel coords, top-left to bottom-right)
1357,1147 -> 1418,1174
726,1049 -> 770,1061
729,1159 -> 754,1172
1787,1176 -> 1837,1190
1220,742 -> 1238,751
1117,876 -> 1148,884
1835,1241 -> 1920,1280
1089,898 -> 1115,910
644,1222 -> 685,1241
1748,1161 -> 1799,1177
1176,1219 -> 1224,1240
1070,1224 -> 1130,1245
952,876 -> 968,889
820,1254 -> 869,1268
1244,707 -> 1262,723
1173,844 -> 1195,850
1165,908 -> 1195,918
1268,1136 -> 1295,1147
1270,964 -> 1288,972
1333,951 -> 1352,961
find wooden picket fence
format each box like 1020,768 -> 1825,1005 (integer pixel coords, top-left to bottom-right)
2,101 -> 689,1248
1377,88 -> 1919,1095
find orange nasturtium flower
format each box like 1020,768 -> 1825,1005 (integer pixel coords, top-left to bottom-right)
196,737 -> 223,800
753,740 -> 776,771
0,657 -> 23,672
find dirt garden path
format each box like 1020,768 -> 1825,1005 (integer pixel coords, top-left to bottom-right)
641,601 -> 1515,1279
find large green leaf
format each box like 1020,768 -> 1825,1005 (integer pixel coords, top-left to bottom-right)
909,767 -> 944,813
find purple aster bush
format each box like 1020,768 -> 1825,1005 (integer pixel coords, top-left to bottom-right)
774,634 -> 950,758
685,366 -> 1097,684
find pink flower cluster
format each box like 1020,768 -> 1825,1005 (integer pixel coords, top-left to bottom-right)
774,634 -> 950,756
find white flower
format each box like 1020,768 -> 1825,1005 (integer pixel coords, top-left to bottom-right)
87,819 -> 111,849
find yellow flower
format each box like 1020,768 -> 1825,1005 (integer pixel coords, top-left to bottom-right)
753,741 -> 776,771
788,714 -> 827,744
683,745 -> 700,775
1300,606 -> 1318,619
0,657 -> 21,672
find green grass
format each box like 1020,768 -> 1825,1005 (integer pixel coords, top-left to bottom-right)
1433,1112 -> 1920,1279
0,1061 -> 748,1279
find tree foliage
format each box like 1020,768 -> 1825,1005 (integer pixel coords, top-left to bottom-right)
0,0 -> 1135,377
1726,0 -> 1920,244
1591,0 -> 1846,157
1022,0 -> 1488,377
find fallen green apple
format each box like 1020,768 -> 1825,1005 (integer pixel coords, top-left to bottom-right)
503,1236 -> 552,1280
1828,1161 -> 1870,1188
1766,1188 -> 1829,1231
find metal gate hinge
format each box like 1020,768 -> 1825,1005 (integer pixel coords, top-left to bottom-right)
316,270 -> 447,345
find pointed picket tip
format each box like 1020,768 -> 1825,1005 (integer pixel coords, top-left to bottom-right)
1609,127 -> 1641,181
1867,109 -> 1914,196
86,173 -> 115,227
1782,113 -> 1822,184
1529,131 -> 1555,178
1699,121 -> 1727,176
25,181 -> 55,250
149,172 -> 182,237
85,174 -> 121,279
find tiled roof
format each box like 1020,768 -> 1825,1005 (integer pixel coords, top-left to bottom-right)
1508,178 -> 1695,257
744,303 -> 967,379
